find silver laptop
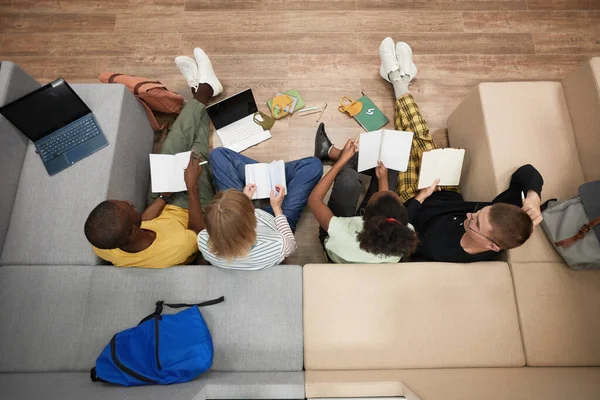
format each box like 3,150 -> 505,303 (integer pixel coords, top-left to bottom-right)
206,88 -> 271,153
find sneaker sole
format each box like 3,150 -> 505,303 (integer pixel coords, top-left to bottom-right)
395,42 -> 417,81
379,37 -> 398,83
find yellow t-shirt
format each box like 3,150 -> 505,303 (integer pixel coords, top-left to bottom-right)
93,205 -> 198,268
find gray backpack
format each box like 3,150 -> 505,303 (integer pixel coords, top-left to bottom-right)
541,181 -> 600,270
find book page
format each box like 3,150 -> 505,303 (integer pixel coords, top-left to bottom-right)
245,163 -> 272,199
418,148 -> 465,189
172,151 -> 192,193
379,130 -> 414,172
269,160 -> 287,196
357,130 -> 382,172
149,154 -> 176,193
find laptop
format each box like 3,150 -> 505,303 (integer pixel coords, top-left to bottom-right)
0,78 -> 109,176
206,88 -> 271,153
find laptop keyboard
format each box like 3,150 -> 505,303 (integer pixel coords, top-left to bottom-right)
219,120 -> 265,148
38,115 -> 100,162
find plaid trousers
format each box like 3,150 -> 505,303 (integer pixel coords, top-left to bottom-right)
395,94 -> 459,203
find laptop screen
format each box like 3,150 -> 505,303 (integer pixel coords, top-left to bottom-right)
0,78 -> 91,142
206,88 -> 258,130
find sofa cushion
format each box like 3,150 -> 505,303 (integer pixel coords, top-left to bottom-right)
511,262 -> 600,366
447,82 -> 585,264
0,265 -> 304,373
0,265 -> 94,372
562,57 -> 600,181
303,262 -> 525,370
0,371 -> 305,400
0,83 -> 153,266
0,62 -> 40,257
305,368 -> 600,400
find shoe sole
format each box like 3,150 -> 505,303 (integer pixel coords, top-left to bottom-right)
395,42 -> 417,81
174,56 -> 199,87
193,47 -> 223,96
379,37 -> 398,83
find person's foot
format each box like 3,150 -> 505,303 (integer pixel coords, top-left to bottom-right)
314,123 -> 333,161
395,41 -> 417,82
379,37 -> 400,83
193,47 -> 223,97
175,55 -> 200,90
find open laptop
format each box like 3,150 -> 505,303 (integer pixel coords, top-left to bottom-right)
206,88 -> 271,153
0,78 -> 108,176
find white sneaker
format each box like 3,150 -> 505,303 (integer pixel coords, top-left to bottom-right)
175,56 -> 200,90
395,42 -> 417,82
379,37 -> 400,83
193,47 -> 223,97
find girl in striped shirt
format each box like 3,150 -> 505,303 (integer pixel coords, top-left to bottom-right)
197,186 -> 297,270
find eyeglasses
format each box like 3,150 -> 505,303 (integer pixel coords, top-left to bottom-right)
466,213 -> 500,248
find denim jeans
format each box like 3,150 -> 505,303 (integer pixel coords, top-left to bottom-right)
209,148 -> 323,231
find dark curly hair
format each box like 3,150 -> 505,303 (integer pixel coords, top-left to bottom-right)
357,192 -> 418,257
84,201 -> 130,249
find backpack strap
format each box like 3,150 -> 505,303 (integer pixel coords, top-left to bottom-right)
162,297 -> 225,309
107,73 -> 124,83
133,80 -> 165,95
555,216 -> 600,248
138,297 -> 225,325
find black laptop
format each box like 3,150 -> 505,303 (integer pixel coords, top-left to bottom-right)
0,78 -> 108,175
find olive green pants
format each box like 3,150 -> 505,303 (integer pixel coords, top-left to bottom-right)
148,100 -> 215,211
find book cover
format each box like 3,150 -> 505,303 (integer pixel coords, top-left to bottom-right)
354,95 -> 389,132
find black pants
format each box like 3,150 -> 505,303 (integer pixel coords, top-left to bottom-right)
319,153 -> 399,243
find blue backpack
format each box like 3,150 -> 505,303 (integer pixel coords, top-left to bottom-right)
91,297 -> 224,386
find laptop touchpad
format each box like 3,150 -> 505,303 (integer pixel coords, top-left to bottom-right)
65,144 -> 92,165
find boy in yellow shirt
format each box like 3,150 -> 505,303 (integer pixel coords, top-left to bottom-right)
84,48 -> 221,268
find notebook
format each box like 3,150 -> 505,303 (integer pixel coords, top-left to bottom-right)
353,95 -> 389,131
149,151 -> 192,193
417,148 -> 466,189
245,160 -> 288,200
357,129 -> 413,172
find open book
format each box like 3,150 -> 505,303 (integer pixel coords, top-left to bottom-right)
245,160 -> 287,200
418,148 -> 465,189
357,129 -> 414,172
149,151 -> 192,193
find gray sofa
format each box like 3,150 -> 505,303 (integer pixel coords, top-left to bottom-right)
0,62 -> 306,399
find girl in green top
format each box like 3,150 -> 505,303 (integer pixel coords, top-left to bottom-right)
308,125 -> 418,263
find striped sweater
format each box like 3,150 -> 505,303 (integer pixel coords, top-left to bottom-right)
197,209 -> 297,270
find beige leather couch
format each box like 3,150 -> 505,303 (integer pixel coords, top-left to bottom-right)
302,58 -> 600,400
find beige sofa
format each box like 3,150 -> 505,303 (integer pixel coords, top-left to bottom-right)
302,58 -> 600,400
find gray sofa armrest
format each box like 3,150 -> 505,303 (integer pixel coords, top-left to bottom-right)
0,62 -> 40,258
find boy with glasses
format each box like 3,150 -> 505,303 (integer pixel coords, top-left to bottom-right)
377,37 -> 544,262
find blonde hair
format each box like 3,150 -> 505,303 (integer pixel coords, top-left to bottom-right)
205,189 -> 257,260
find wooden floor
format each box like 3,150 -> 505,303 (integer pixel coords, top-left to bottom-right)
1,0 -> 599,265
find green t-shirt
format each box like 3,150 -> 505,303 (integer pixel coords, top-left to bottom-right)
324,216 -> 413,264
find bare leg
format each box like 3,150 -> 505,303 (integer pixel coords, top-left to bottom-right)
328,147 -> 342,161
192,83 -> 213,106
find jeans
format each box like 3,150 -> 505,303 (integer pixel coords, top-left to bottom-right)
319,152 -> 399,242
209,148 -> 323,232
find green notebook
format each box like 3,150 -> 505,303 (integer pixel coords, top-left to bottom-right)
354,95 -> 389,131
